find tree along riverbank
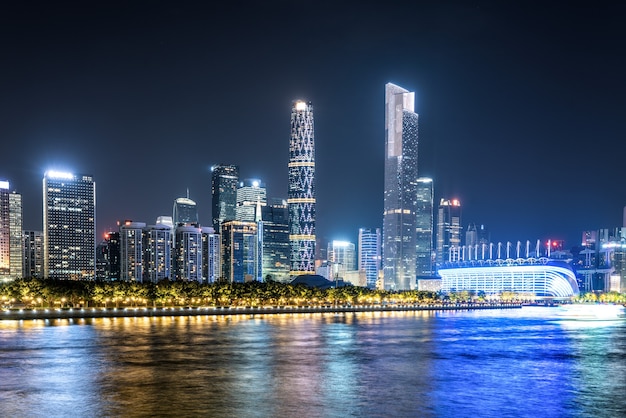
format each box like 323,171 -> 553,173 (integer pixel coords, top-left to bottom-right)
1,303 -> 523,321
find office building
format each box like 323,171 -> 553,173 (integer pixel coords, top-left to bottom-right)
201,226 -> 221,283
211,164 -> 239,233
358,227 -> 381,288
43,171 -> 96,280
436,199 -> 462,265
236,179 -> 266,222
328,240 -> 356,279
383,83 -> 419,290
415,177 -> 434,278
173,195 -> 198,226
221,220 -> 257,283
119,221 -> 145,282
288,100 -> 316,276
23,230 -> 44,279
96,231 -> 119,281
261,199 -> 290,283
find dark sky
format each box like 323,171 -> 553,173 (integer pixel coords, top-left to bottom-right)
1,1 -> 625,249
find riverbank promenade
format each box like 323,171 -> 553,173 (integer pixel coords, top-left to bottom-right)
1,303 -> 522,321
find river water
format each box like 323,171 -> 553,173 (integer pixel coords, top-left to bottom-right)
1,307 -> 625,418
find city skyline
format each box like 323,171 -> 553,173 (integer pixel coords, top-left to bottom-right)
2,1 -> 626,249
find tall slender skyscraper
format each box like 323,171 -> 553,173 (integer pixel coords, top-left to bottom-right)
416,177 -> 434,278
211,164 -> 239,233
43,171 -> 96,280
383,83 -> 419,290
358,227 -> 381,289
0,180 -> 11,280
288,100 -> 316,276
119,221 -> 145,282
236,179 -> 266,221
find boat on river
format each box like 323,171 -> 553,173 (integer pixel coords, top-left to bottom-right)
557,303 -> 626,321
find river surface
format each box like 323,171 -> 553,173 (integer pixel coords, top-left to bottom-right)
1,307 -> 625,417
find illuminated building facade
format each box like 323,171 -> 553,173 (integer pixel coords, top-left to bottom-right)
236,179 -> 266,222
143,224 -> 172,282
221,220 -> 257,283
0,181 -> 9,279
211,164 -> 239,233
119,221 -> 146,282
0,182 -> 22,280
174,225 -> 202,282
328,240 -> 356,279
438,259 -> 580,300
261,199 -> 290,283
43,171 -> 96,280
358,227 -> 381,288
415,177 -> 433,278
383,83 -> 419,290
173,195 -> 198,226
288,100 -> 316,276
436,198 -> 462,265
23,230 -> 44,279
201,226 -> 221,283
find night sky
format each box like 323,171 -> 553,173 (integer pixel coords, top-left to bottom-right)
2,1 -> 625,250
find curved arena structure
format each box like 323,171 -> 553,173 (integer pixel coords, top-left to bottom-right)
438,258 -> 580,299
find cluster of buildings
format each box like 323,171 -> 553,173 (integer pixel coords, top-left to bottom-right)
2,84 -> 626,300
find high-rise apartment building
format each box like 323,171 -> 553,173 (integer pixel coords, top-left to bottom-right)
261,199 -> 290,283
96,231 -> 119,281
23,230 -> 44,279
9,191 -> 22,279
119,221 -> 146,282
288,100 -> 316,276
436,198 -> 462,265
0,181 -> 9,279
201,226 -> 220,283
174,225 -> 203,282
416,177 -> 434,278
143,224 -> 172,282
221,220 -> 257,283
43,171 -> 96,280
211,164 -> 239,233
358,227 -> 381,288
383,83 -> 419,290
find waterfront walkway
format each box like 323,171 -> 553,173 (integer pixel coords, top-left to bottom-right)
1,303 -> 522,321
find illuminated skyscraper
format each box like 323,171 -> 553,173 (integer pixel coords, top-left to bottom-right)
236,179 -> 266,221
174,225 -> 203,282
221,220 -> 257,283
173,194 -> 198,226
43,171 -> 96,280
119,221 -> 145,282
358,228 -> 381,288
328,240 -> 356,279
261,199 -> 290,283
436,198 -> 462,264
201,226 -> 220,283
383,83 -> 419,290
0,181 -> 11,279
143,223 -> 172,282
288,100 -> 316,276
416,177 -> 434,278
211,164 -> 239,233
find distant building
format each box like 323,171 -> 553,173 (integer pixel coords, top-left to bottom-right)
143,224 -> 172,283
416,178 -> 434,278
173,195 -> 198,226
1,181 -> 23,280
358,227 -> 381,288
23,230 -> 44,279
328,240 -> 356,279
211,164 -> 239,233
96,231 -> 120,281
236,179 -> 266,222
174,225 -> 203,282
383,83 -> 419,291
436,198 -> 461,265
288,100 -> 316,276
119,221 -> 146,282
261,199 -> 290,283
43,171 -> 96,280
201,226 -> 220,283
222,220 -> 257,283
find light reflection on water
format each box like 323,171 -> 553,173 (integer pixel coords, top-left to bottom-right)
0,308 -> 625,417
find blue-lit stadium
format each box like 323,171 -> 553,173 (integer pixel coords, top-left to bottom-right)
438,257 -> 580,300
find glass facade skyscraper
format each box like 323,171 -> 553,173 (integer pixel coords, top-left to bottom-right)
211,164 -> 239,233
288,100 -> 316,276
261,199 -> 290,283
383,83 -> 419,290
43,171 -> 96,280
236,179 -> 266,222
436,198 -> 462,265
173,196 -> 198,226
416,177 -> 434,278
0,181 -> 11,280
358,227 -> 381,289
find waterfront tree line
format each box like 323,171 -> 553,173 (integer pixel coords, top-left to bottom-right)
1,278 -> 624,309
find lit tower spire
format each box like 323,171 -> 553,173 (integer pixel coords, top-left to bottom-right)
288,100 -> 316,276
